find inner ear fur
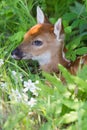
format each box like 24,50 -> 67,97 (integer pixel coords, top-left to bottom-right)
37,6 -> 50,24
54,18 -> 65,40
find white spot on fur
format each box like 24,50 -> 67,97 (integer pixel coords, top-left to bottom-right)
63,52 -> 70,62
79,58 -> 84,65
32,51 -> 51,65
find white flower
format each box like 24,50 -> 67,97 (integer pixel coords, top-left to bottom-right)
23,80 -> 32,92
22,93 -> 28,102
1,82 -> 7,88
28,97 -> 37,107
9,88 -> 37,108
9,89 -> 22,102
29,86 -> 39,96
0,59 -> 4,67
11,70 -> 23,82
23,80 -> 40,96
35,80 -> 39,84
12,70 -> 16,76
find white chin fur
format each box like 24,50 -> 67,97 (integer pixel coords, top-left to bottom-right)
32,51 -> 51,65
11,55 -> 20,60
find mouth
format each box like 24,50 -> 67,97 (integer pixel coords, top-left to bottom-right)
11,48 -> 24,60
11,53 -> 33,60
11,54 -> 23,60
21,54 -> 33,60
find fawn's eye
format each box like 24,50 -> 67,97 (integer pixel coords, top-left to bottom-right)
32,40 -> 43,46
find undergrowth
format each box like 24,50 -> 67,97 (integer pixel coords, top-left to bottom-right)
0,0 -> 87,130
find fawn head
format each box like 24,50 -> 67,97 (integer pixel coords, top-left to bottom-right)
11,6 -> 68,72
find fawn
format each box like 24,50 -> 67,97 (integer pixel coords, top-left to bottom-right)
11,6 -> 87,75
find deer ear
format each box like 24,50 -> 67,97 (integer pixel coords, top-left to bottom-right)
54,18 -> 64,40
37,6 -> 50,24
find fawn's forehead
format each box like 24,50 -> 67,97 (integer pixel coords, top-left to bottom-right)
24,24 -> 54,39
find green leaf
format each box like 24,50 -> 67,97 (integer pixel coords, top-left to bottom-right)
58,64 -> 74,84
58,64 -> 87,92
66,124 -> 77,130
62,111 -> 78,124
3,111 -> 26,130
42,72 -> 70,96
63,13 -> 77,22
65,26 -> 72,33
9,31 -> 25,42
70,2 -> 86,16
77,65 -> 87,80
62,99 -> 83,110
71,19 -> 80,29
75,47 -> 87,55
66,37 -> 81,50
72,76 -> 87,92
40,121 -> 52,130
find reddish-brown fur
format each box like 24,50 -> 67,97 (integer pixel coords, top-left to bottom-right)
11,6 -> 87,75
24,24 -> 54,38
68,55 -> 87,75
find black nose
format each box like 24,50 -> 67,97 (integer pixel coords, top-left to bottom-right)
11,48 -> 23,59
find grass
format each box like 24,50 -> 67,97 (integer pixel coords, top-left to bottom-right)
0,0 -> 87,130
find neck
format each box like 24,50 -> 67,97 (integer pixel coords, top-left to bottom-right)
40,50 -> 69,73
